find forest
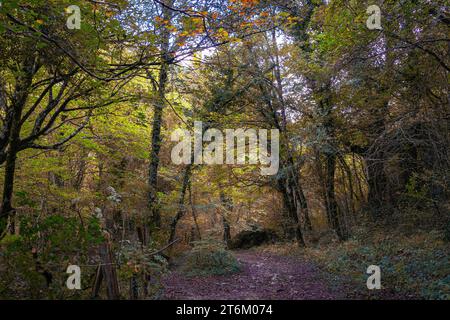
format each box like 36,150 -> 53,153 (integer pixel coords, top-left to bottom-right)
0,0 -> 448,301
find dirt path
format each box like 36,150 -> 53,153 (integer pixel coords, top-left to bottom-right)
162,251 -> 344,300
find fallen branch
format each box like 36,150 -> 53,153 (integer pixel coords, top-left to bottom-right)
150,238 -> 180,256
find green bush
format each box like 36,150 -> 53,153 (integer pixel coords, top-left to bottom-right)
0,214 -> 104,299
181,240 -> 240,276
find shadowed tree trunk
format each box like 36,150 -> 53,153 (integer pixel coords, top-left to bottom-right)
325,152 -> 347,240
0,53 -> 37,233
189,183 -> 202,240
220,192 -> 232,248
277,162 -> 306,247
223,215 -> 231,247
168,165 -> 192,244
314,82 -> 348,241
92,233 -> 121,300
364,99 -> 389,218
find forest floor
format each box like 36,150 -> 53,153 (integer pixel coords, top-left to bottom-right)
161,251 -> 345,300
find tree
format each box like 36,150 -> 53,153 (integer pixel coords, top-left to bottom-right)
0,0 -> 133,232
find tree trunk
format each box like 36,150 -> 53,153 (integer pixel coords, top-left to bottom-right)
168,165 -> 192,244
0,142 -> 19,232
277,165 -> 306,247
365,108 -> 389,217
98,235 -> 120,299
315,83 -> 348,241
188,183 -> 202,240
267,32 -> 312,234
0,55 -> 36,233
247,47 -> 310,246
129,274 -> 139,300
325,152 -> 347,240
220,192 -> 232,248
223,215 -> 231,248
147,0 -> 173,231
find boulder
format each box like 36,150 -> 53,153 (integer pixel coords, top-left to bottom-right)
229,229 -> 278,249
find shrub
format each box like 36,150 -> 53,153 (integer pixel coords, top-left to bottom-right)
181,239 -> 240,276
116,240 -> 168,299
0,214 -> 104,299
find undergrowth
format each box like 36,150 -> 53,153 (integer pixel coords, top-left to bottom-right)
257,228 -> 450,300
181,239 -> 240,277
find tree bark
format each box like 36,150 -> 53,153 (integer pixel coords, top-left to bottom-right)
168,165 -> 192,244
324,152 -> 347,240
246,45 -> 310,246
365,106 -> 389,218
188,183 -> 202,240
147,0 -> 173,231
277,163 -> 306,247
220,192 -> 232,248
315,83 -> 348,241
98,235 -> 120,299
0,54 -> 36,232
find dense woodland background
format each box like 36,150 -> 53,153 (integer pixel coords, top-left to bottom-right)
0,0 -> 448,300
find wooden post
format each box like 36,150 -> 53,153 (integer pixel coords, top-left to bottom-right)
129,274 -> 139,300
91,264 -> 103,299
96,233 -> 120,300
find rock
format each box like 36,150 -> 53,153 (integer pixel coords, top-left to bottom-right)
229,229 -> 279,249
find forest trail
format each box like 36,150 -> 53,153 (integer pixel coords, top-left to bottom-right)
162,251 -> 343,300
